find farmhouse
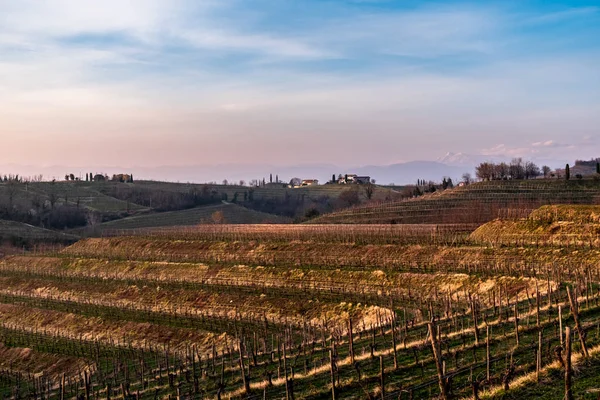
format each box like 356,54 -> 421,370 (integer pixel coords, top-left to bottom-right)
338,174 -> 357,184
301,179 -> 319,186
337,174 -> 371,184
112,173 -> 133,183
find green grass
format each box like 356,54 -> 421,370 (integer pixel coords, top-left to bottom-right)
0,220 -> 79,244
28,182 -> 148,212
484,344 -> 600,399
81,203 -> 291,232
131,180 -> 403,204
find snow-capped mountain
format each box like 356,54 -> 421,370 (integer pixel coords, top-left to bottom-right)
437,152 -> 507,167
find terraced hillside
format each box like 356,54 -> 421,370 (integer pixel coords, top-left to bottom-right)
84,203 -> 291,233
471,204 -> 600,248
1,218 -> 600,399
310,180 -> 600,224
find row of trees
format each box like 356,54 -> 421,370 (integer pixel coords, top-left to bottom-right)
221,175 -> 281,187
0,174 -> 44,183
475,158 -> 549,181
62,173 -> 134,183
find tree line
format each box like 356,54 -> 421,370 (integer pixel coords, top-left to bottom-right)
475,158 -> 549,181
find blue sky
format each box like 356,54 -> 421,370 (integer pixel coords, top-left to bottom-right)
0,0 -> 599,168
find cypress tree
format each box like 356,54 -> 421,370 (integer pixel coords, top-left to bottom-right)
565,164 -> 570,180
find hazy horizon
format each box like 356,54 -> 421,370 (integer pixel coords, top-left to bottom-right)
1,0 -> 599,168
0,154 -> 575,185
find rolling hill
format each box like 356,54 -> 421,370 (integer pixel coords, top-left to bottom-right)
309,179 -> 600,224
471,204 -> 600,247
0,220 -> 79,245
81,203 -> 291,233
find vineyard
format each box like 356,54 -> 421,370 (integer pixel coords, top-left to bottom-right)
83,204 -> 291,233
310,180 -> 600,224
1,205 -> 600,399
471,205 -> 600,248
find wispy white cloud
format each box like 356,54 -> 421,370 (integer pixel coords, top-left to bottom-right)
522,6 -> 599,25
311,6 -> 501,58
531,140 -> 573,148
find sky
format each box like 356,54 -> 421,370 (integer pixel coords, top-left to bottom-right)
0,0 -> 599,169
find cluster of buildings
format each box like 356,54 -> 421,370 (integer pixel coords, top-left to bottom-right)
290,174 -> 372,188
336,174 -> 371,184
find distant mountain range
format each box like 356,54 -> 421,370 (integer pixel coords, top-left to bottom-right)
5,150 -> 572,186
352,161 -> 468,185
437,152 -> 570,170
0,161 -> 474,186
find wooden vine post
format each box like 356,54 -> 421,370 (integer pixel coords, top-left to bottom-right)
486,325 -> 490,382
428,323 -> 448,400
60,373 -> 65,400
513,304 -> 519,347
471,300 -> 480,346
329,349 -> 336,400
348,317 -> 355,365
238,339 -> 250,395
284,338 -> 290,400
567,286 -> 589,357
558,305 -> 563,347
565,327 -> 573,400
536,330 -> 542,382
535,281 -> 541,328
379,355 -> 385,400
391,312 -> 398,370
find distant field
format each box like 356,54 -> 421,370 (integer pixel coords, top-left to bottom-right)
0,220 -> 79,244
1,180 -> 405,233
83,203 -> 291,233
311,179 -> 600,224
0,181 -> 148,214
28,182 -> 148,212
134,180 -> 403,202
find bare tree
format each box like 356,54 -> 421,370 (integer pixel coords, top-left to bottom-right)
364,182 -> 375,200
525,162 -> 541,179
542,165 -> 552,178
211,211 -> 225,224
462,173 -> 473,185
509,158 -> 525,179
475,163 -> 494,180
